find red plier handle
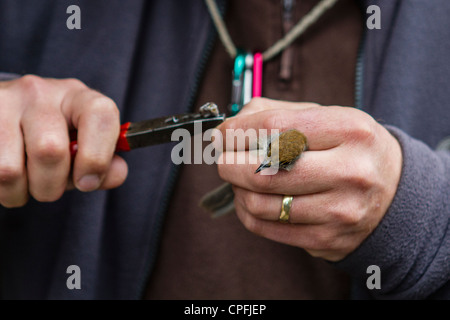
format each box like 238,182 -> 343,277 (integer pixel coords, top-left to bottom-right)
69,122 -> 131,158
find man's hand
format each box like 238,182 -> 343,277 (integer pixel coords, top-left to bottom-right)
217,98 -> 402,261
0,75 -> 128,208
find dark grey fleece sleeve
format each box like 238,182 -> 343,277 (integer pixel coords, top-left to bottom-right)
335,126 -> 450,300
0,72 -> 20,81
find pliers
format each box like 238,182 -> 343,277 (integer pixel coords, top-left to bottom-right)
70,102 -> 225,157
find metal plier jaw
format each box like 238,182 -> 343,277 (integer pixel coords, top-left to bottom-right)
70,103 -> 226,156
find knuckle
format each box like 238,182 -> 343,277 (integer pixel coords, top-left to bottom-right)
62,78 -> 87,89
307,249 -> 341,262
89,96 -> 119,118
352,167 -> 374,191
356,123 -> 375,143
341,157 -> 375,191
246,97 -> 265,110
305,249 -> 324,259
348,114 -> 377,143
243,192 -> 262,217
31,135 -> 68,165
0,164 -> 23,185
331,207 -> 361,226
242,215 -> 262,235
18,75 -> 48,98
344,211 -> 363,226
236,203 -> 263,235
348,199 -> 368,225
86,95 -> 120,132
262,112 -> 283,131
306,229 -> 336,251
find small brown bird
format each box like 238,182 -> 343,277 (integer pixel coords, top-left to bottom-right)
200,129 -> 308,217
255,129 -> 308,173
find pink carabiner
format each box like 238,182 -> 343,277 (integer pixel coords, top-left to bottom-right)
252,52 -> 263,97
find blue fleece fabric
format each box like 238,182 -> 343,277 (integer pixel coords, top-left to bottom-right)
0,0 -> 448,299
0,0 -> 218,299
334,0 -> 450,299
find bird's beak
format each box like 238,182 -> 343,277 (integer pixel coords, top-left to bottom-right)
255,161 -> 271,174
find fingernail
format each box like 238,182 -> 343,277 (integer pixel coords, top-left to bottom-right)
77,174 -> 101,192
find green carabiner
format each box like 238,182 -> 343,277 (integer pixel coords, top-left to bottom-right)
230,49 -> 246,116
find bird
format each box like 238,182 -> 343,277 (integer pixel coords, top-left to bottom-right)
255,129 -> 308,173
199,129 -> 308,217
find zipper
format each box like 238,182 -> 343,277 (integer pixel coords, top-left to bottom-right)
279,0 -> 296,81
135,0 -> 366,299
354,9 -> 367,109
135,3 -> 223,300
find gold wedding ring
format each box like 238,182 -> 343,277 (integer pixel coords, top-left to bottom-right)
279,195 -> 293,223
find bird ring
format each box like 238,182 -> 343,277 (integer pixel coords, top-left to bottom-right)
279,195 -> 293,223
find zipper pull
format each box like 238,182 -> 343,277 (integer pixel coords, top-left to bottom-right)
279,0 -> 295,82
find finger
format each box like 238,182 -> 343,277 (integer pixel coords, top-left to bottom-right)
99,155 -> 128,190
236,97 -> 320,116
234,200 -> 349,260
0,118 -> 28,207
219,106 -> 362,151
218,149 -> 339,195
233,186 -> 330,224
234,199 -> 323,248
22,108 -> 71,202
63,89 -> 120,192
